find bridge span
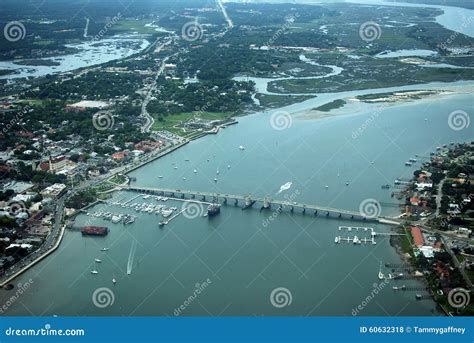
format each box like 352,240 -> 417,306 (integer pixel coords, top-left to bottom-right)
119,186 -> 401,225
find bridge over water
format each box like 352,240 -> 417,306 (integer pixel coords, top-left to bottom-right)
119,186 -> 401,225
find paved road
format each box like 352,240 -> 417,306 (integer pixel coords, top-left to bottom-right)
140,39 -> 174,133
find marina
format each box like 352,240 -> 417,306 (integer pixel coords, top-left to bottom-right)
2,82 -> 469,316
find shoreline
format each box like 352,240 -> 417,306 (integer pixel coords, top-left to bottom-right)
0,224 -> 66,287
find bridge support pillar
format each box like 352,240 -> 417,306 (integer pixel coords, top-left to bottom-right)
191,194 -> 195,199
302,207 -> 306,214
223,198 -> 227,204
181,194 -> 185,199
314,210 -> 317,216
234,199 -> 238,206
338,213 -> 342,218
202,196 -> 206,201
290,206 -> 294,213
326,211 -> 330,216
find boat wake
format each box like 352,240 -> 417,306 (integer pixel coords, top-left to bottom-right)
276,181 -> 292,194
126,240 -> 138,275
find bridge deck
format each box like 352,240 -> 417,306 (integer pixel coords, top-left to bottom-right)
120,186 -> 400,224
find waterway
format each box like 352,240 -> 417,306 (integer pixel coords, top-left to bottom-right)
0,36 -> 150,80
1,80 -> 472,316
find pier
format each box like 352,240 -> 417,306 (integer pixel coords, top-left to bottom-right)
119,186 -> 401,224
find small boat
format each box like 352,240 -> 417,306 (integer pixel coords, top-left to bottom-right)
381,184 -> 390,189
158,175 -> 163,178
334,236 -> 340,243
111,215 -> 122,224
405,161 -> 412,166
173,166 -> 178,169
216,170 -> 220,175
325,185 -> 329,189
345,182 -> 349,186
182,177 -> 186,180
91,270 -> 98,275
95,258 -> 102,263
112,278 -> 117,284
101,248 -> 109,251
193,169 -> 197,173
185,159 -> 189,161
378,261 -> 386,280
227,165 -> 231,169
214,178 -> 218,182
239,145 -> 245,150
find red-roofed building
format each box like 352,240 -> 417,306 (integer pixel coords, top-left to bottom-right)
112,152 -> 127,161
411,226 -> 424,247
